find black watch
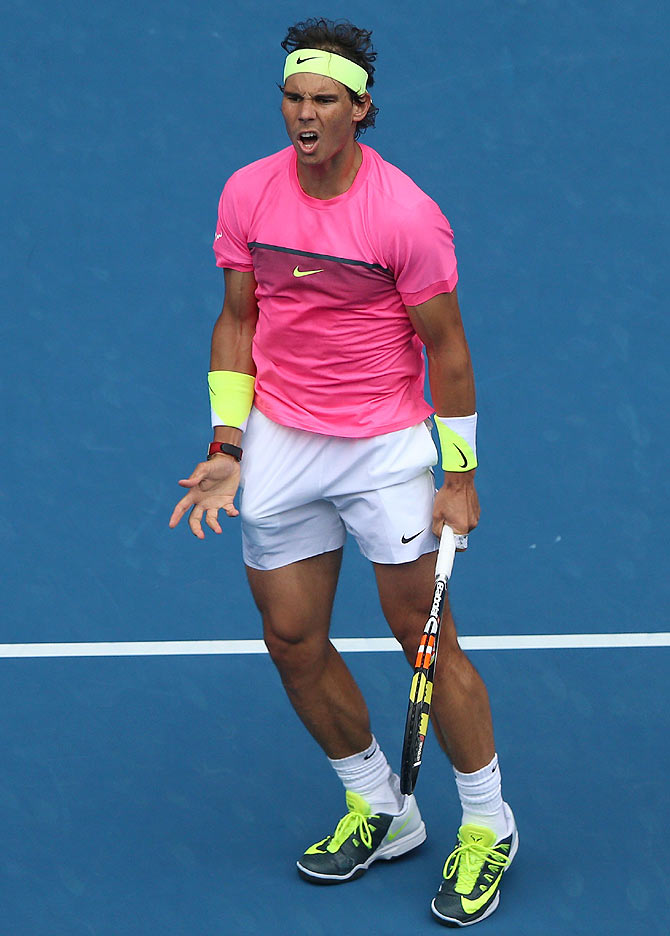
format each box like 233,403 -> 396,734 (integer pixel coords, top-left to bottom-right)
207,441 -> 243,461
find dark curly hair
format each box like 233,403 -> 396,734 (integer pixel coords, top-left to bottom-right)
281,18 -> 379,137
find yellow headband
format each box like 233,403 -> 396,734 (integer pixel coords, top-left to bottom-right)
283,49 -> 368,96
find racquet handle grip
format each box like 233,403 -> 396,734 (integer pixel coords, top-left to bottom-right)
435,525 -> 457,581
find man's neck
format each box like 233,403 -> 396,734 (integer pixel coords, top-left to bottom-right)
296,141 -> 363,200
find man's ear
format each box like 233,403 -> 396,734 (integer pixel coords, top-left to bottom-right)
352,92 -> 372,124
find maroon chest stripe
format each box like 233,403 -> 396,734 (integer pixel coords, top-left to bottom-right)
248,242 -> 393,276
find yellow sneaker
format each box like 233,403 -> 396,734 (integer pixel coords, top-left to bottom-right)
431,807 -> 518,926
297,789 -> 426,884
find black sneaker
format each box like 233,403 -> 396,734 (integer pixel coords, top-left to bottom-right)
297,789 -> 426,884
431,805 -> 518,926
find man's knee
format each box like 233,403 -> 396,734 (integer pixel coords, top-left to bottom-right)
391,602 -> 460,664
385,595 -> 432,646
262,613 -> 330,680
374,550 -> 439,642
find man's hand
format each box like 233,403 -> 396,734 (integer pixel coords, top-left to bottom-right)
432,470 -> 480,548
168,455 -> 241,539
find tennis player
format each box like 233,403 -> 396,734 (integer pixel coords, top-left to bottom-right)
170,18 -> 517,927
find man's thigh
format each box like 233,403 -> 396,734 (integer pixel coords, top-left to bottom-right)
373,550 -> 460,657
246,548 -> 343,644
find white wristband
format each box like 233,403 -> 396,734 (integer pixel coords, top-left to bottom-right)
434,413 -> 478,471
210,406 -> 249,432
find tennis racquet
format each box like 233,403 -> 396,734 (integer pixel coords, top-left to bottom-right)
400,525 -> 457,795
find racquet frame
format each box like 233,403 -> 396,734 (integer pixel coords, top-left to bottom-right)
400,526 -> 456,795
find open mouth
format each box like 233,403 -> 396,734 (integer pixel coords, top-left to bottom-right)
297,131 -> 319,153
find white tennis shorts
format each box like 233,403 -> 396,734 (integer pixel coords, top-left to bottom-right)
239,408 -> 440,571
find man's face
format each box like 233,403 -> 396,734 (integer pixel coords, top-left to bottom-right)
281,72 -> 368,167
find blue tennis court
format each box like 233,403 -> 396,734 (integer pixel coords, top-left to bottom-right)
3,1 -> 669,933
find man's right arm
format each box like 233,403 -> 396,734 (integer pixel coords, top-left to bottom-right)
168,268 -> 259,538
210,268 -> 259,448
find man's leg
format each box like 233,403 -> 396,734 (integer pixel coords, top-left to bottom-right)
247,548 -> 426,882
373,550 -> 495,772
246,547 -> 372,759
374,551 -> 518,926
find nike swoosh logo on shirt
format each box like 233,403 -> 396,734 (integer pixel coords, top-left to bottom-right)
293,266 -> 324,277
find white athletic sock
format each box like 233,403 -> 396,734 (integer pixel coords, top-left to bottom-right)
328,736 -> 404,815
453,753 -> 510,840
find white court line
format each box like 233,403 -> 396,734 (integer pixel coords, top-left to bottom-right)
0,633 -> 668,659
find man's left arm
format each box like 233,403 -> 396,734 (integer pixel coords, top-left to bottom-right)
406,287 -> 480,540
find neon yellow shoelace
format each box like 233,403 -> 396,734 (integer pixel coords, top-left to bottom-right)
327,809 -> 377,853
443,839 -> 511,895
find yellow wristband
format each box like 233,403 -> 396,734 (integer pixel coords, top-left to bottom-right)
208,370 -> 255,429
434,414 -> 478,472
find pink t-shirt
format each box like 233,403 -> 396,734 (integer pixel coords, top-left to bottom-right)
213,143 -> 458,438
